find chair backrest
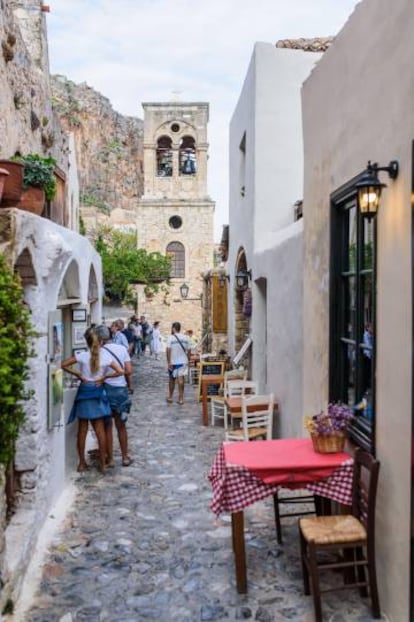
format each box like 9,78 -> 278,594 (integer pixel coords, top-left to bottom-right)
240,393 -> 274,440
352,449 -> 380,533
227,379 -> 258,397
224,369 -> 247,389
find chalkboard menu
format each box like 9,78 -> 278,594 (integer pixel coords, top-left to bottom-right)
198,361 -> 225,400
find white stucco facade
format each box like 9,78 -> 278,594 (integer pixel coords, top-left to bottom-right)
302,0 -> 414,617
228,42 -> 320,429
0,207 -> 102,606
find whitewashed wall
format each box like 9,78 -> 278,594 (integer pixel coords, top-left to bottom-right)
252,221 -> 304,435
302,0 -> 413,618
0,208 -> 102,608
228,42 -> 319,425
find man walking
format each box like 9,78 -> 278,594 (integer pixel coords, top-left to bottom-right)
166,322 -> 190,405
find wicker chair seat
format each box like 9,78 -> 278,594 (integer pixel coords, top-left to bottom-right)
300,514 -> 367,545
228,426 -> 267,440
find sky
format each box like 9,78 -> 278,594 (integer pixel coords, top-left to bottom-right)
46,0 -> 359,240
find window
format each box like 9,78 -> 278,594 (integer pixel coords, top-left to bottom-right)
156,136 -> 173,176
179,136 -> 196,175
169,215 -> 182,230
166,241 -> 185,278
330,187 -> 376,453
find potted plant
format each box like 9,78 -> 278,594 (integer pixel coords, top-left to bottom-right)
0,159 -> 24,206
305,402 -> 354,453
14,154 -> 57,215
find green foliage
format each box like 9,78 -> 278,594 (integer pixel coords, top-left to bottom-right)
0,254 -> 36,465
93,226 -> 171,304
79,215 -> 86,236
13,154 -> 57,201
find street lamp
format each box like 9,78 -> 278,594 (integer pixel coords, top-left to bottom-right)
179,282 -> 189,299
235,269 -> 251,291
355,160 -> 399,219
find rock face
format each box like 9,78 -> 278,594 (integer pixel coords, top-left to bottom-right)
51,75 -> 144,225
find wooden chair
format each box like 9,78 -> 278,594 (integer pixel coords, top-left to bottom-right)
210,369 -> 247,426
226,379 -> 258,397
298,449 -> 381,622
225,394 -> 274,441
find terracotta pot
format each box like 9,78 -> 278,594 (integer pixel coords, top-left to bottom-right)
19,186 -> 45,216
0,160 -> 24,206
0,168 -> 10,204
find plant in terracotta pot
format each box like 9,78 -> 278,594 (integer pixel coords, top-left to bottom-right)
305,402 -> 354,453
12,153 -> 57,215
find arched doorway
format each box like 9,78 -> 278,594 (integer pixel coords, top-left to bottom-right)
234,248 -> 251,362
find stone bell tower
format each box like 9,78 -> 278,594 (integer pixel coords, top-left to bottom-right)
136,101 -> 215,338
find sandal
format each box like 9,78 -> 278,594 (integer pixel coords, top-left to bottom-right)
166,397 -> 173,404
122,457 -> 133,467
177,400 -> 184,405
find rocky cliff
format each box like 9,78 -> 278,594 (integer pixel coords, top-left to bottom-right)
51,75 -> 144,221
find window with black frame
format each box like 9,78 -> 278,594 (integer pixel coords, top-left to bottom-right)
330,191 -> 376,453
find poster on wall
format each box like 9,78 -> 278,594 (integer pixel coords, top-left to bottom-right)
48,310 -> 64,429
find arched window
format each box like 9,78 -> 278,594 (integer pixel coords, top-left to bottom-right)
166,241 -> 185,278
179,136 -> 197,175
156,136 -> 173,176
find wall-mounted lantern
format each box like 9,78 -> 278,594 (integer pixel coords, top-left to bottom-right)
235,269 -> 251,291
179,282 -> 189,299
355,160 -> 399,219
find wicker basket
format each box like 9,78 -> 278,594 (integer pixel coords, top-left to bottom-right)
311,432 -> 345,453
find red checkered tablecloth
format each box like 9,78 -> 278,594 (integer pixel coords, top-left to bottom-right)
209,443 -> 353,516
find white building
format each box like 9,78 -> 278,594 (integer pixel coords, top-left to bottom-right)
228,41 -> 322,436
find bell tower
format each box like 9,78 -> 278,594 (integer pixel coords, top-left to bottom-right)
137,101 -> 215,336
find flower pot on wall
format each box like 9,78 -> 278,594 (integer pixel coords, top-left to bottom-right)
19,186 -> 45,215
0,160 -> 24,206
0,168 -> 10,204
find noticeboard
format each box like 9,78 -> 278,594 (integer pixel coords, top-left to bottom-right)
198,360 -> 225,400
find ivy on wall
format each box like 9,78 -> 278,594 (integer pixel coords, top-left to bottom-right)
0,254 -> 35,465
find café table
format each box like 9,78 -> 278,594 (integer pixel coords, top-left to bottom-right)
200,374 -> 224,426
208,438 -> 353,593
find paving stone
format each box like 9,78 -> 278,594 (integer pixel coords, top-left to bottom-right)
27,354 -> 380,622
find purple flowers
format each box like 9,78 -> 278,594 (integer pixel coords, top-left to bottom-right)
305,402 -> 354,436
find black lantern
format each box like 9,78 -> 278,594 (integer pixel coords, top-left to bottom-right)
355,160 -> 399,219
235,269 -> 251,291
179,282 -> 189,299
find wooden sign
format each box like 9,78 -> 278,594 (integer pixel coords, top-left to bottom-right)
198,360 -> 225,400
212,275 -> 228,333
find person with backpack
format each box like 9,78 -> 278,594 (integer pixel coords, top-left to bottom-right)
166,322 -> 190,405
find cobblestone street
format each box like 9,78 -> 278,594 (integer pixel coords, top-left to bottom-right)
25,355 -> 379,622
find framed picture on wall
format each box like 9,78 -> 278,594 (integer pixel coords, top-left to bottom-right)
72,347 -> 87,357
72,308 -> 87,322
72,323 -> 87,346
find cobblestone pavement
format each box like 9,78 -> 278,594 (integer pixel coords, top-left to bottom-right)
27,355 -> 381,622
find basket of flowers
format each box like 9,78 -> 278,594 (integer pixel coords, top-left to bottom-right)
305,403 -> 354,453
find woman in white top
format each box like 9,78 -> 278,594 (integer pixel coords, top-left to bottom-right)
62,327 -> 123,474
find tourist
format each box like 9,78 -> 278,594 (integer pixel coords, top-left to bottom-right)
111,319 -> 129,350
151,321 -> 162,360
166,322 -> 190,405
62,327 -> 123,474
94,324 -> 134,467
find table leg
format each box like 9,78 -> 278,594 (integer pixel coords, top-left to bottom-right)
202,383 -> 208,426
231,511 -> 247,593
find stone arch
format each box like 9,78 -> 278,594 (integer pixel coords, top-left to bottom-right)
234,247 -> 250,353
14,247 -> 37,287
88,264 -> 99,302
156,135 -> 173,177
166,241 -> 185,278
58,259 -> 81,304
